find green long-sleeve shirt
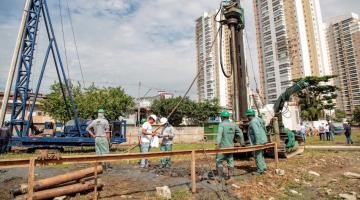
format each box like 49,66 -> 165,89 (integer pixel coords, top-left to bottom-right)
248,117 -> 268,145
216,120 -> 245,148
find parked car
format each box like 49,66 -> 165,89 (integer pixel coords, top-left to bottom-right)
333,123 -> 344,135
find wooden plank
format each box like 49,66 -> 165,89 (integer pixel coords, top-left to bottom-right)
27,158 -> 35,200
93,163 -> 98,200
191,150 -> 196,193
274,143 -> 279,169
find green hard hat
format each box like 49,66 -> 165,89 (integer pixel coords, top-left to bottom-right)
98,109 -> 105,113
245,109 -> 256,116
220,111 -> 230,118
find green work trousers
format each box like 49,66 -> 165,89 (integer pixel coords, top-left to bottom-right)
95,137 -> 109,155
160,144 -> 172,167
255,150 -> 267,173
216,153 -> 234,168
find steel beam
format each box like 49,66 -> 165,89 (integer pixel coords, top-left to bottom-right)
0,143 -> 276,168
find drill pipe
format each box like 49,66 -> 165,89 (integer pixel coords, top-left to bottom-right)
11,165 -> 103,196
15,179 -> 103,200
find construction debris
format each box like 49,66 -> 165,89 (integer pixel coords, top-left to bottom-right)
339,192 -> 357,200
343,172 -> 360,179
11,166 -> 103,196
11,166 -> 103,200
275,168 -> 285,176
308,170 -> 320,177
156,185 -> 171,199
15,180 -> 103,200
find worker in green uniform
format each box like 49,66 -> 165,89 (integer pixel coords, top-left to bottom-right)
86,109 -> 111,170
246,108 -> 268,174
216,111 -> 245,180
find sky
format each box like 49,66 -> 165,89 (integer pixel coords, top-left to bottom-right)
0,0 -> 359,100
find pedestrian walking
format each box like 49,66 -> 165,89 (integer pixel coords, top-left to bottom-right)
158,117 -> 175,168
216,111 -> 245,180
329,121 -> 335,141
319,123 -> 326,141
86,109 -> 111,169
325,123 -> 330,141
140,115 -> 158,168
344,122 -> 353,145
246,109 -> 268,174
299,122 -> 306,143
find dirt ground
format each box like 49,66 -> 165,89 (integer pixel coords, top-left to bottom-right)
1,150 -> 360,200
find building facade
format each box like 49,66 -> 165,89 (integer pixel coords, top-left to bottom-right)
195,12 -> 233,108
253,0 -> 330,104
326,13 -> 360,116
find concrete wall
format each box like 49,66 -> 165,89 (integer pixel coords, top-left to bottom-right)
125,125 -> 205,144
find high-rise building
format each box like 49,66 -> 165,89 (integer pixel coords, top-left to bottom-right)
253,0 -> 330,104
326,13 -> 360,116
195,11 -> 233,108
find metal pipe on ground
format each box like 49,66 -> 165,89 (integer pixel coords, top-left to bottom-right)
11,165 -> 103,196
15,179 -> 103,200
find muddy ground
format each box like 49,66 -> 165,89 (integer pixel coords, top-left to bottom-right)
1,150 -> 360,200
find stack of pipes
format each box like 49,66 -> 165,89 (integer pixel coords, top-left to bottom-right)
11,166 -> 103,200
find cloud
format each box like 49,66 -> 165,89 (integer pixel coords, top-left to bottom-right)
0,0 -> 359,100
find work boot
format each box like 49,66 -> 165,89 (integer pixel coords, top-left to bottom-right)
217,166 -> 224,180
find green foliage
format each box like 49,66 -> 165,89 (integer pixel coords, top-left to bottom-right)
352,106 -> 360,124
151,97 -> 221,126
334,109 -> 346,122
294,75 -> 337,121
40,82 -> 134,123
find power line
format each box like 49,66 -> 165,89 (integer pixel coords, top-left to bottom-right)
58,0 -> 71,79
65,0 -> 86,88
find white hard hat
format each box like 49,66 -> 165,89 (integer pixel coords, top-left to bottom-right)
149,114 -> 157,121
160,117 -> 168,125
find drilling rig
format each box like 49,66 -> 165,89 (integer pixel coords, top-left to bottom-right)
218,0 -> 308,157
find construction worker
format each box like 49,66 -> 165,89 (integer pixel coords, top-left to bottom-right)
216,111 -> 245,180
138,118 -> 147,149
86,109 -> 111,169
246,108 -> 268,174
159,117 -> 175,168
140,114 -> 158,168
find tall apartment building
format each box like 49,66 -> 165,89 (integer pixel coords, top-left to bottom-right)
326,13 -> 360,116
253,0 -> 330,104
196,12 -> 233,108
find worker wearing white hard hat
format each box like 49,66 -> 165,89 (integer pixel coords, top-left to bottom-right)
140,114 -> 158,168
158,117 -> 176,168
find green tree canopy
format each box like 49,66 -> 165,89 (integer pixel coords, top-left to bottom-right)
352,106 -> 360,124
40,82 -> 134,123
294,75 -> 337,121
151,97 -> 221,126
334,109 -> 346,122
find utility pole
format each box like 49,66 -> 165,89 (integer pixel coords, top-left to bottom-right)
0,0 -> 31,127
137,82 -> 141,125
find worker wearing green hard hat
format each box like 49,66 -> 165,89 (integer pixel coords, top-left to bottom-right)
216,110 -> 245,181
86,108 -> 111,170
246,108 -> 268,174
98,109 -> 105,113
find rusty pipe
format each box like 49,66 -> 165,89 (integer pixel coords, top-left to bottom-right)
11,165 -> 103,196
15,179 -> 103,200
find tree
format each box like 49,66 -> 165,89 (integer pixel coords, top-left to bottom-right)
151,97 -> 221,126
40,82 -> 134,123
294,75 -> 337,121
352,106 -> 360,124
334,109 -> 346,122
191,99 -> 221,124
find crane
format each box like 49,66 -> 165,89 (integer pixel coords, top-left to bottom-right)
0,0 -> 126,152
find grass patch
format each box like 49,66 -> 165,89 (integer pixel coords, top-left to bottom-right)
305,129 -> 360,146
